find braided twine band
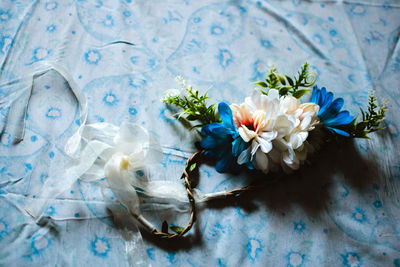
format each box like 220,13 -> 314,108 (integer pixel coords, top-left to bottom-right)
149,150 -> 279,239
151,150 -> 203,238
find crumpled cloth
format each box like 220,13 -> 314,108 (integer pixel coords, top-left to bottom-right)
1,0 -> 399,266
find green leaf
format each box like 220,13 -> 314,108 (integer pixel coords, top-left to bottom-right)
162,221 -> 169,233
186,114 -> 197,121
189,163 -> 197,172
279,86 -> 291,96
292,89 -> 310,99
254,81 -> 268,88
285,75 -> 294,86
277,75 -> 286,85
170,226 -> 185,234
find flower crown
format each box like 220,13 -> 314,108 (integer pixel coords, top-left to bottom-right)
11,62 -> 387,240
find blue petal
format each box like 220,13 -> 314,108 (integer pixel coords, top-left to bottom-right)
319,97 -> 344,120
215,152 -> 232,173
317,87 -> 326,106
204,150 -> 217,158
218,102 -> 236,130
318,90 -> 333,115
200,136 -> 222,149
231,137 -> 247,157
326,127 -> 351,137
324,111 -> 354,126
310,86 -> 320,103
201,123 -> 232,136
320,87 -> 327,102
246,161 -> 254,170
330,97 -> 344,112
201,123 -> 215,135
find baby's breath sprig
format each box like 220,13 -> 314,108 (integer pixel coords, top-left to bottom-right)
347,90 -> 388,138
161,77 -> 220,128
255,62 -> 317,99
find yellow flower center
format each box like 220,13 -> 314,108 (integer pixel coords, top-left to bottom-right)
120,157 -> 129,170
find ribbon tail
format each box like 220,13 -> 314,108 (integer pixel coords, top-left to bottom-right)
106,197 -> 152,267
25,140 -> 112,221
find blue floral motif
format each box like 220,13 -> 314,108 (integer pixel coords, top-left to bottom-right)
0,219 -> 8,239
0,132 -> 11,147
218,49 -> 233,69
211,25 -> 224,35
84,49 -> 101,65
31,234 -> 51,254
44,1 -> 58,11
352,207 -> 367,223
341,252 -> 362,267
46,107 -> 62,119
102,92 -> 118,106
46,24 -> 56,32
311,86 -> 354,136
200,102 -> 248,173
102,15 -> 114,28
32,47 -> 51,63
91,236 -> 111,257
286,251 -> 305,267
293,220 -> 306,232
246,238 -> 263,261
0,35 -> 12,54
40,173 -> 48,183
45,205 -> 55,216
261,39 -> 272,48
0,9 -> 11,21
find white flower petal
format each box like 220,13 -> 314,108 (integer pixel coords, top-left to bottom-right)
267,89 -> 280,100
246,90 -> 262,109
239,125 -> 257,142
282,149 -> 299,170
251,139 -> 260,157
290,132 -> 308,149
268,148 -> 281,163
280,96 -> 299,114
256,136 -> 273,153
104,153 -> 140,214
254,148 -> 269,173
274,115 -> 294,137
237,146 -> 252,165
300,115 -> 312,130
260,131 -> 277,141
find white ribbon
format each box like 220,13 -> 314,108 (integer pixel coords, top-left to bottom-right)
2,61 -> 227,246
1,61 -> 87,145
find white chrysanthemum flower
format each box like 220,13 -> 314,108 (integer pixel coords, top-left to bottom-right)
272,98 -> 320,171
231,90 -> 319,173
230,90 -> 280,173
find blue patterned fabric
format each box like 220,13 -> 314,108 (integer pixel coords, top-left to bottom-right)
1,0 -> 400,266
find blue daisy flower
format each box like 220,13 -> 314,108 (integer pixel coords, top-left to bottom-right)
200,102 -> 248,172
311,86 -> 354,136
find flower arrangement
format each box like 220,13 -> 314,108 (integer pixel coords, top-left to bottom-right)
162,63 -> 387,175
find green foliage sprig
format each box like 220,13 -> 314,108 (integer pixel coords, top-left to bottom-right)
347,90 -> 388,138
255,62 -> 317,99
161,77 -> 220,128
